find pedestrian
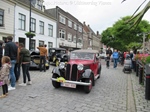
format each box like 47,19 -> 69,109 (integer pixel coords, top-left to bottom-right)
37,45 -> 48,72
0,40 -> 4,67
0,56 -> 11,98
112,49 -> 119,68
106,54 -> 110,68
4,36 -> 18,91
19,43 -> 32,86
106,47 -> 112,57
14,42 -> 20,82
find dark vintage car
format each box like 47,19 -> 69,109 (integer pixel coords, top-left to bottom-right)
51,49 -> 101,93
30,50 -> 49,70
48,48 -> 69,66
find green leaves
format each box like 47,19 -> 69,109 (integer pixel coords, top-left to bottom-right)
25,32 -> 36,38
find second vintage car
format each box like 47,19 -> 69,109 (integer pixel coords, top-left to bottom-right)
30,50 -> 49,70
48,48 -> 69,66
51,49 -> 101,93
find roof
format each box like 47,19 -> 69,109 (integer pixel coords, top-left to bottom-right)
72,49 -> 99,53
48,48 -> 66,50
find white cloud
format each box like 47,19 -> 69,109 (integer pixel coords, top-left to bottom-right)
44,0 -> 150,33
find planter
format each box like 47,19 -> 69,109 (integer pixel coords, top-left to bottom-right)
25,32 -> 35,38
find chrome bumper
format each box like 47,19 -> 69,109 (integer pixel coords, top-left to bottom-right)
51,78 -> 91,86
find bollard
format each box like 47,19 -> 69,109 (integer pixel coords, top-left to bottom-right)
145,75 -> 150,100
136,63 -> 139,76
139,65 -> 143,84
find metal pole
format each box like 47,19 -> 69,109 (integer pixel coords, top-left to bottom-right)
143,33 -> 145,53
29,0 -> 32,50
76,25 -> 78,49
56,7 -> 58,48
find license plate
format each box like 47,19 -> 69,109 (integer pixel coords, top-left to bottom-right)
61,83 -> 76,88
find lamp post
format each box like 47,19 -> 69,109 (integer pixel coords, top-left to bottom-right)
76,24 -> 78,49
29,0 -> 32,50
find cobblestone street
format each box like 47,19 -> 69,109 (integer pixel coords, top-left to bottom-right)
0,60 -> 150,112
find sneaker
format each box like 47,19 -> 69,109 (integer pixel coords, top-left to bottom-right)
0,94 -> 6,98
8,86 -> 16,91
27,81 -> 32,85
19,83 -> 27,86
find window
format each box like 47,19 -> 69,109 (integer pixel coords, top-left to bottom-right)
39,40 -> 44,46
59,29 -> 65,39
73,36 -> 76,43
68,33 -> 72,42
89,39 -> 92,46
39,21 -> 44,34
78,26 -> 82,32
31,39 -> 36,50
59,15 -> 65,24
74,24 -> 77,30
37,0 -> 42,10
19,13 -> 26,30
48,42 -> 53,48
68,20 -> 72,28
48,24 -> 53,37
31,18 -> 36,32
0,9 -> 4,26
78,38 -> 82,44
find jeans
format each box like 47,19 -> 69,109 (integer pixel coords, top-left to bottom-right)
40,56 -> 46,72
14,63 -> 20,81
2,84 -> 8,95
113,58 -> 118,68
10,60 -> 16,87
106,60 -> 110,67
22,63 -> 31,83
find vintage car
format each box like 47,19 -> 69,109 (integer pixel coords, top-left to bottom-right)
48,48 -> 69,66
30,50 -> 49,70
51,49 -> 101,93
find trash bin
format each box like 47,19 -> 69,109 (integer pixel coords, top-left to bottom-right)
145,75 -> 150,100
138,64 -> 143,84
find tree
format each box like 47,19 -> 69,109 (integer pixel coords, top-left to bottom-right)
101,16 -> 150,51
122,0 -> 150,27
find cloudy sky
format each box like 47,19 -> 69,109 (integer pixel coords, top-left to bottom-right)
43,0 -> 150,34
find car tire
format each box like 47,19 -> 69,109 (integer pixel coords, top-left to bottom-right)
52,74 -> 60,88
84,76 -> 93,93
46,66 -> 49,70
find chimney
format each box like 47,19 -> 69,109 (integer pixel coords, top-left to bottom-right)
97,31 -> 99,36
88,24 -> 90,27
83,21 -> 85,25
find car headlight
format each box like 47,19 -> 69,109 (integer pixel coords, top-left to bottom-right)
77,64 -> 84,71
59,62 -> 65,69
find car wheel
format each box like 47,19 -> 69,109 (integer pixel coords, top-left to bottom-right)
55,60 -> 60,66
46,66 -> 49,70
52,73 -> 60,88
84,76 -> 93,93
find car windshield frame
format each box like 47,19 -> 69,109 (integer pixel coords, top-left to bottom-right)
70,52 -> 95,60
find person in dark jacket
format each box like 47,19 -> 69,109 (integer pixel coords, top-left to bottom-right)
0,40 -> 4,67
4,36 -> 18,91
18,43 -> 32,86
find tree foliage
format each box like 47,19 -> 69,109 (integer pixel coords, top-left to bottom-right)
101,16 -> 150,51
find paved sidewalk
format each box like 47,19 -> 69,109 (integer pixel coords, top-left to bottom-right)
0,60 -> 149,112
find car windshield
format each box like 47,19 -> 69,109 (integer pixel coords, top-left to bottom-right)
70,52 -> 94,60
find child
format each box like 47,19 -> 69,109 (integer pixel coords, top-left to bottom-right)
0,56 -> 11,98
106,54 -> 110,68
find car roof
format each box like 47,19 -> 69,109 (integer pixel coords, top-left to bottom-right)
72,49 -> 99,53
49,48 -> 66,50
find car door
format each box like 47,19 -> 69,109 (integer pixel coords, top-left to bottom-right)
92,53 -> 99,75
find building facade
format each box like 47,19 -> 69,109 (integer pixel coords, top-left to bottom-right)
14,0 -> 57,50
0,0 -> 15,42
46,6 -> 83,51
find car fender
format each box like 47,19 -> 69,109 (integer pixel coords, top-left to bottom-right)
52,67 -> 61,76
82,69 -> 92,78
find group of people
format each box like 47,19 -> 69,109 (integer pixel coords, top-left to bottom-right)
0,36 -> 32,98
105,47 -> 135,69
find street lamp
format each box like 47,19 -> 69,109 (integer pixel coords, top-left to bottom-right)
29,0 -> 32,50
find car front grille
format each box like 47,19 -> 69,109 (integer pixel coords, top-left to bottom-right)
66,64 -> 78,81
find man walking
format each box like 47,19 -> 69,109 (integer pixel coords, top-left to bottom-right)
37,45 -> 47,72
106,47 -> 112,68
112,49 -> 119,69
4,36 -> 18,90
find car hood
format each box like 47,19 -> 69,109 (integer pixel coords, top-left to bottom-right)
68,60 -> 94,65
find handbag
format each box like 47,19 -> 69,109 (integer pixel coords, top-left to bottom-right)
0,81 -> 3,86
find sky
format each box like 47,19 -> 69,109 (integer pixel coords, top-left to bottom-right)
43,0 -> 150,34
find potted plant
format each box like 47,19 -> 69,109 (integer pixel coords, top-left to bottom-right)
145,56 -> 150,74
25,32 -> 36,38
